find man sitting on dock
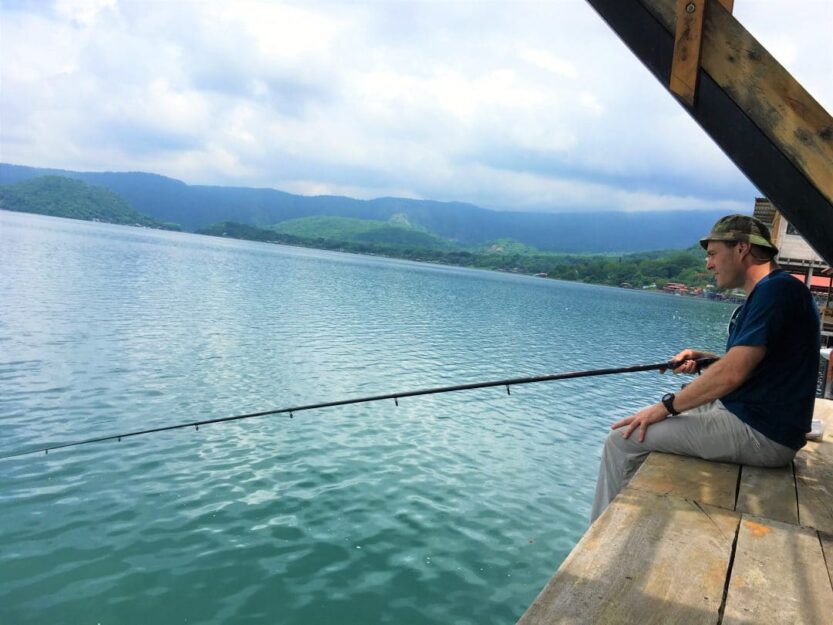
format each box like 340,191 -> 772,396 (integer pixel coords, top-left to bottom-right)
591,214 -> 820,523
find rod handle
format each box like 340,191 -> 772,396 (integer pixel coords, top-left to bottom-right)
666,356 -> 719,372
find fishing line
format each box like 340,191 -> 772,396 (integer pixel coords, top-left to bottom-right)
1,357 -> 718,460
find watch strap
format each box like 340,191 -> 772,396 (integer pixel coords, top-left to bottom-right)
662,393 -> 679,416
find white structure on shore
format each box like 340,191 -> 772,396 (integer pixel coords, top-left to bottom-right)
754,198 -> 832,396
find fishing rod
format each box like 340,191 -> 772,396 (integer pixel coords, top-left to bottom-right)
1,356 -> 718,460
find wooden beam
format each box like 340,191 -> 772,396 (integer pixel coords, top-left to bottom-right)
670,0 -> 706,106
643,0 -> 833,211
584,0 -> 833,265
717,0 -> 732,12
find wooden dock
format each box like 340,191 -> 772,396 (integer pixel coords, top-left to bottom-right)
517,399 -> 833,625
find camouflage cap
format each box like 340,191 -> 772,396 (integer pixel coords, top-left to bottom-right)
699,214 -> 778,253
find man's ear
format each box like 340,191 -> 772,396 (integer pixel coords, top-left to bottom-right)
736,241 -> 751,258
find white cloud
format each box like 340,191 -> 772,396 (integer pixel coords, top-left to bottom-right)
1,0 -> 830,214
54,0 -> 116,26
223,2 -> 344,60
518,47 -> 578,79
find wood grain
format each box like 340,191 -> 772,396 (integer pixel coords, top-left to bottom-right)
736,464 -> 798,525
640,0 -> 833,208
517,487 -> 738,625
670,0 -> 706,106
722,515 -> 833,625
626,451 -> 739,510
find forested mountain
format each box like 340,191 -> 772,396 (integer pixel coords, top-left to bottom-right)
272,216 -> 457,250
0,163 -> 729,253
0,176 -> 180,230
0,167 -> 716,289
197,220 -> 713,289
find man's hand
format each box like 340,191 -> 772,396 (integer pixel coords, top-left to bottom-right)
611,403 -> 669,442
668,348 -> 715,375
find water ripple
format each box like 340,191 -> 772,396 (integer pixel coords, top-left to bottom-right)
0,212 -> 735,625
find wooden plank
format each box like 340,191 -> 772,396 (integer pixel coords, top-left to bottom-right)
794,399 -> 833,533
670,0 -> 706,106
516,487 -> 738,625
820,532 -> 833,594
814,398 -> 833,433
795,438 -> 833,534
736,464 -> 798,525
722,515 -> 833,625
626,451 -> 739,510
716,0 -> 732,12
640,0 -> 833,210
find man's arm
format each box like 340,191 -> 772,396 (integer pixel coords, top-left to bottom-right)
612,345 -> 766,442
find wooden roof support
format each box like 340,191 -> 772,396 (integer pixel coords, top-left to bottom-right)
671,0 -> 733,105
670,0 -> 706,106
586,0 -> 833,265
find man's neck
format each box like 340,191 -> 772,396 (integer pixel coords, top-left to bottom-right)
743,262 -> 777,294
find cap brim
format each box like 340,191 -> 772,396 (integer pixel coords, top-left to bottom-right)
699,233 -> 736,249
699,232 -> 778,254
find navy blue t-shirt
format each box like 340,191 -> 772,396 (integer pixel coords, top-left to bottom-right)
721,269 -> 820,450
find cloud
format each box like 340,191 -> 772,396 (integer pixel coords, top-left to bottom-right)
54,0 -> 116,25
518,47 -> 579,79
1,0 -> 830,215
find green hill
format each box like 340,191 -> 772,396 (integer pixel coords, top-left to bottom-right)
1,164 -> 731,253
199,221 -> 303,244
477,238 -> 544,255
199,220 -> 712,289
0,176 -> 180,230
272,215 -> 456,250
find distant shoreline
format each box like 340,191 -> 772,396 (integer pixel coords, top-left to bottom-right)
1,208 -> 737,303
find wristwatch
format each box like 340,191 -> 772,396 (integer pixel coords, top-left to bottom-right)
661,392 -> 680,416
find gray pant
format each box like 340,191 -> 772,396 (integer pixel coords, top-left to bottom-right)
590,400 -> 796,523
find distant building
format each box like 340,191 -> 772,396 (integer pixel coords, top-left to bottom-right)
753,198 -> 832,343
754,198 -> 829,277
662,282 -> 688,294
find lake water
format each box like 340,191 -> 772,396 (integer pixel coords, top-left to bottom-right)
0,210 -> 734,624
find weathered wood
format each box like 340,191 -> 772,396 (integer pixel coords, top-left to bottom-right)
795,437 -> 833,534
722,515 -> 833,625
640,0 -> 833,211
820,532 -> 833,594
516,487 -> 738,625
516,398 -> 833,624
589,0 -> 833,264
670,0 -> 705,106
814,398 -> 833,432
626,451 -> 739,510
735,464 -> 798,525
794,399 -> 833,533
716,0 -> 732,12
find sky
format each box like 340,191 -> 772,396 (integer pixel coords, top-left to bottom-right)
1,0 -> 831,215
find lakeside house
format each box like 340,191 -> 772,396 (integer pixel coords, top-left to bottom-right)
754,197 -> 833,343
661,282 -> 688,294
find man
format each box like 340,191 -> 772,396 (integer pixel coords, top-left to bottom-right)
590,214 -> 820,523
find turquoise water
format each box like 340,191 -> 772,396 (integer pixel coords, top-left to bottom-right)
0,210 -> 734,624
